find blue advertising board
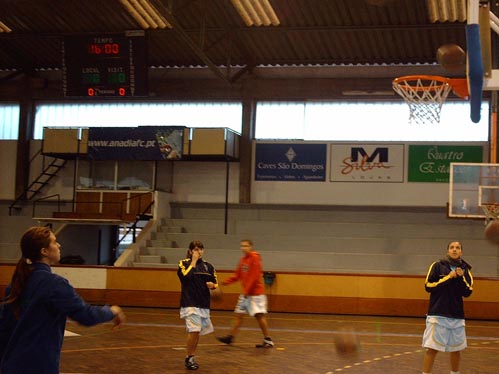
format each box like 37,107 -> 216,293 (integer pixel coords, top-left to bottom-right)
255,143 -> 327,181
87,126 -> 184,160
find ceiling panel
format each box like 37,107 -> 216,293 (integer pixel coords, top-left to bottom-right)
0,0 -> 476,81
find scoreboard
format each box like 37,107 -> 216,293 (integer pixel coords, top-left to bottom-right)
63,31 -> 148,97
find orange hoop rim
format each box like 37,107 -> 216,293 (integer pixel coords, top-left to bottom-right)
392,75 -> 451,91
393,75 -> 469,99
447,78 -> 469,99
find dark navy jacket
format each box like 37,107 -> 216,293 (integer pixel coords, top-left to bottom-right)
424,259 -> 473,319
0,262 -> 115,374
178,258 -> 218,309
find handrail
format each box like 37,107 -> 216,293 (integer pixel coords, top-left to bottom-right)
29,147 -> 42,164
114,198 -> 155,250
44,191 -> 154,220
72,199 -> 125,218
121,192 -> 153,216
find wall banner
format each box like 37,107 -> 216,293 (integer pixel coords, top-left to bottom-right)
330,143 -> 405,182
87,126 -> 184,160
408,145 -> 483,183
255,143 -> 327,181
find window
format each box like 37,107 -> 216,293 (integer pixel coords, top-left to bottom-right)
34,102 -> 243,139
255,101 -> 489,141
77,160 -> 154,191
0,103 -> 20,139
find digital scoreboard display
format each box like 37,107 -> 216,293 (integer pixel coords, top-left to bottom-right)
63,32 -> 148,97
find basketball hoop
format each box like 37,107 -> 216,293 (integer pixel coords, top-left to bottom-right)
392,75 -> 453,125
481,203 -> 499,223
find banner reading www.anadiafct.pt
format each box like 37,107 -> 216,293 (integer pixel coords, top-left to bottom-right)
87,126 -> 184,160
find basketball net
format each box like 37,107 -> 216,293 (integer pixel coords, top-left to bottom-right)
481,204 -> 499,224
392,75 -> 453,125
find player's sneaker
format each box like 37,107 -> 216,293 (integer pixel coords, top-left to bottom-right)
217,335 -> 233,345
185,356 -> 199,370
256,337 -> 274,348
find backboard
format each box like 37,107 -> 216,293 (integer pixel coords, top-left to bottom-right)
449,162 -> 499,218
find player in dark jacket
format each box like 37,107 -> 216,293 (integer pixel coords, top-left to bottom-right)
421,241 -> 473,374
0,226 -> 125,374
177,240 -> 218,370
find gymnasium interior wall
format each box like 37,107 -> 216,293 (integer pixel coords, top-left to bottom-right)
1,264 -> 497,319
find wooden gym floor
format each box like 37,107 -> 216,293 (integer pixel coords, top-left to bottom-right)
60,307 -> 499,374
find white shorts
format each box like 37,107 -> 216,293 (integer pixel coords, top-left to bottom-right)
422,315 -> 467,352
180,307 -> 214,335
234,294 -> 268,317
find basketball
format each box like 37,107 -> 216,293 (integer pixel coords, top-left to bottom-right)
436,43 -> 466,71
484,220 -> 499,244
334,327 -> 360,356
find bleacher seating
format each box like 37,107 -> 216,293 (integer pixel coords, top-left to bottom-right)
132,202 -> 498,276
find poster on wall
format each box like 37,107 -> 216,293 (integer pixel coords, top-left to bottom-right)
330,143 -> 405,182
408,145 -> 483,183
255,143 -> 327,181
87,126 -> 184,160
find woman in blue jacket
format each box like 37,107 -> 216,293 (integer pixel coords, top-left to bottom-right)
0,226 -> 126,374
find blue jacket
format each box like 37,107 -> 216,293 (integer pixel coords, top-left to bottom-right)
0,263 -> 115,374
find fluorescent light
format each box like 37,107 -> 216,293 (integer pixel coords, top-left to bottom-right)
231,0 -> 254,26
120,0 -> 172,29
138,0 -> 170,29
130,0 -> 159,28
427,0 -> 466,23
231,0 -> 280,27
0,21 -> 12,33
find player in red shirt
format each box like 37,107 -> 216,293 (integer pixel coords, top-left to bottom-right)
217,239 -> 274,348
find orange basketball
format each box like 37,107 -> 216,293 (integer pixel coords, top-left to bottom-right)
484,220 -> 499,244
436,43 -> 466,71
334,327 -> 359,356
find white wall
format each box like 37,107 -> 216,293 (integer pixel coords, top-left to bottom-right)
170,161 -> 240,203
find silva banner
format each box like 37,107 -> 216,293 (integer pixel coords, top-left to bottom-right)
330,143 -> 405,182
87,126 -> 184,160
255,143 -> 327,181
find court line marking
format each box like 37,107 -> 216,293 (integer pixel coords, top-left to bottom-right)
106,321 -> 499,341
65,320 -> 499,342
117,309 -> 499,332
324,339 -> 499,373
62,320 -> 499,373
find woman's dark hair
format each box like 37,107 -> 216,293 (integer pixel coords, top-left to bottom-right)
3,226 -> 52,318
186,240 -> 204,258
